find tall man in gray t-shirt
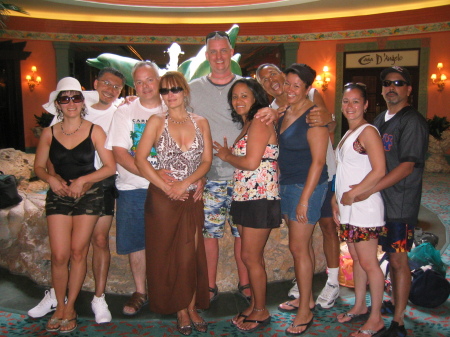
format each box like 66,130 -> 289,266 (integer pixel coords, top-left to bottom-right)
189,31 -> 250,302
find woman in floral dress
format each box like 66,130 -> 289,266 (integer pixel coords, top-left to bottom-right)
214,78 -> 281,333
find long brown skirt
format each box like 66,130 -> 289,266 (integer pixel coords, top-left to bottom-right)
145,183 -> 209,314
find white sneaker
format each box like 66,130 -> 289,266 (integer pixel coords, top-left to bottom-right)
91,293 -> 112,324
315,282 -> 340,309
288,278 -> 299,299
28,288 -> 58,318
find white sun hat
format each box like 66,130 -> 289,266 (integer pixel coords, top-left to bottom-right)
42,77 -> 99,115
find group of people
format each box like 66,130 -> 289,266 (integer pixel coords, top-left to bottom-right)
29,29 -> 428,337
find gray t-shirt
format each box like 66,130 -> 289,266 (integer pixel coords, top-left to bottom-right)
189,75 -> 242,181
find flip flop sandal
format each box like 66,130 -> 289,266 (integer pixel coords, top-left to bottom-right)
278,301 -> 316,312
60,315 -> 78,334
278,301 -> 299,312
236,316 -> 271,332
231,312 -> 248,326
336,311 -> 370,323
209,286 -> 219,303
237,283 -> 251,303
355,327 -> 386,336
45,317 -> 62,332
286,317 -> 313,335
122,291 -> 148,316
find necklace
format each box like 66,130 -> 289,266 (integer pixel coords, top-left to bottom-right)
283,99 -> 307,124
208,74 -> 234,95
61,120 -> 83,136
168,113 -> 189,124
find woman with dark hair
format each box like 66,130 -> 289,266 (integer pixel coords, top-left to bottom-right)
333,82 -> 386,337
276,64 -> 329,335
214,78 -> 281,332
135,71 -> 212,336
34,77 -> 116,333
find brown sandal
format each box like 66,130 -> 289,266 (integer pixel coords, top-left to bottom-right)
122,291 -> 148,316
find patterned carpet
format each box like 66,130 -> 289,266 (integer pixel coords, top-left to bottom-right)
1,173 -> 449,336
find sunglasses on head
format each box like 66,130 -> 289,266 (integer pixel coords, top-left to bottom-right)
344,82 -> 367,89
382,80 -> 408,87
159,87 -> 184,95
57,94 -> 84,104
205,31 -> 231,44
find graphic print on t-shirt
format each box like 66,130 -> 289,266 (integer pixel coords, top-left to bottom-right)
129,122 -> 158,168
382,133 -> 394,151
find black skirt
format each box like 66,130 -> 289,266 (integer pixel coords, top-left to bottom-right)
230,198 -> 281,229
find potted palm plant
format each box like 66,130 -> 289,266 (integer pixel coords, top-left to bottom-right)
425,116 -> 450,173
32,111 -> 54,138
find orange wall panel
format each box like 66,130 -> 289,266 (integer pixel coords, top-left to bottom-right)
20,40 -> 57,149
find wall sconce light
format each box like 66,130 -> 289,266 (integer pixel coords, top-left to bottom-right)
25,66 -> 41,91
315,66 -> 331,91
430,63 -> 447,91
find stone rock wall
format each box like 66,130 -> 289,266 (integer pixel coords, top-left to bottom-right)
425,130 -> 450,173
0,149 -> 326,294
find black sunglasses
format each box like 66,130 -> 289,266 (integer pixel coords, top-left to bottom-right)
382,80 -> 408,87
344,82 -> 367,89
159,86 -> 184,95
205,31 -> 231,44
57,95 -> 84,104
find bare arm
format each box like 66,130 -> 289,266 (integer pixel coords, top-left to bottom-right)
340,126 -> 385,206
113,147 -> 142,177
134,115 -> 167,190
296,126 -> 329,223
214,121 -> 273,171
34,127 -> 69,195
354,161 -> 415,202
306,90 -> 335,132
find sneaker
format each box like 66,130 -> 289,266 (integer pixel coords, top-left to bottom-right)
382,321 -> 407,337
28,288 -> 58,318
91,293 -> 112,324
288,278 -> 299,299
315,282 -> 339,309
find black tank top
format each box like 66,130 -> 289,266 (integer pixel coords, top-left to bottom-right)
49,124 -> 96,184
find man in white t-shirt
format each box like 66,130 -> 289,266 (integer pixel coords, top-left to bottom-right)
106,61 -> 165,316
29,67 -> 126,324
256,63 -> 341,310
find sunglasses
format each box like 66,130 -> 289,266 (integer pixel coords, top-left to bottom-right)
57,95 -> 84,104
382,80 -> 408,87
98,80 -> 123,91
159,86 -> 184,95
205,31 -> 231,44
344,82 -> 367,89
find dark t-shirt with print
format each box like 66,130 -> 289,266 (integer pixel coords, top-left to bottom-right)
373,106 -> 429,226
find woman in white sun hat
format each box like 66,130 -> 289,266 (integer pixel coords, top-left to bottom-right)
34,77 -> 116,333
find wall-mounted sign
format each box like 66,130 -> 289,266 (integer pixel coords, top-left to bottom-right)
346,50 -> 419,68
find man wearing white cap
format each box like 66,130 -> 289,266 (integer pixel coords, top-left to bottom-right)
29,68 -> 126,324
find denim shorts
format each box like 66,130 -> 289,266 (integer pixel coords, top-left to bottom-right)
116,188 -> 147,255
202,180 -> 239,238
320,180 -> 334,219
280,180 -> 328,224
